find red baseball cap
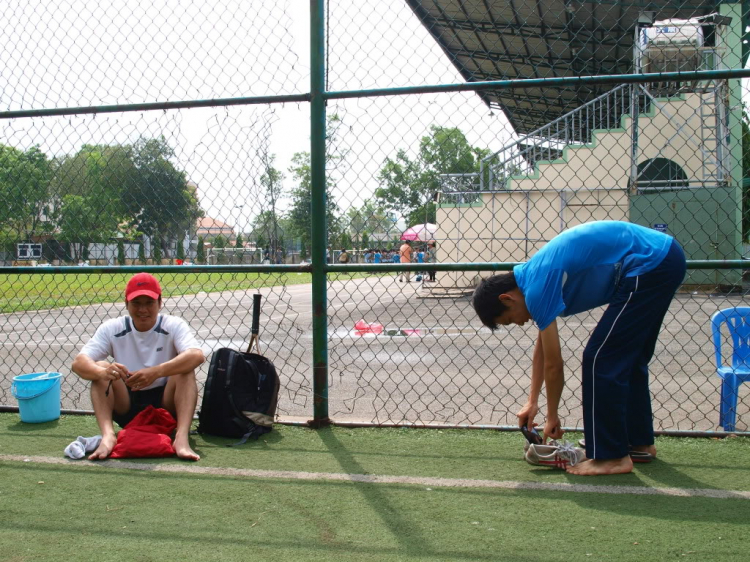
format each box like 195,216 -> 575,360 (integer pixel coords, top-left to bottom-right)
125,273 -> 162,302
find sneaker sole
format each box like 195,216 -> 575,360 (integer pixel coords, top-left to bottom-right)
629,451 -> 655,463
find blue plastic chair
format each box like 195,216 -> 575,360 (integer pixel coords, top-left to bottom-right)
711,307 -> 750,431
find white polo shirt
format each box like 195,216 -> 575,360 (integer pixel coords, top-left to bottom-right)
80,314 -> 202,390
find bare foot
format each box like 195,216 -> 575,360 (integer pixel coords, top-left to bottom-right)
630,444 -> 657,458
88,434 -> 117,460
173,433 -> 200,461
566,456 -> 633,476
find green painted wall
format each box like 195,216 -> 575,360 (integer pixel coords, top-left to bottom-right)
631,2 -> 744,287
630,188 -> 737,286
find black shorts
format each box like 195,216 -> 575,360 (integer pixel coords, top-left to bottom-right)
112,385 -> 166,428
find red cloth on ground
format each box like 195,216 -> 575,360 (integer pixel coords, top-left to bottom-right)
110,406 -> 177,459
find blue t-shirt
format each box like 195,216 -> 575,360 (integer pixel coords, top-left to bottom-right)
392,254 -> 400,263
513,221 -> 672,330
374,252 -> 382,263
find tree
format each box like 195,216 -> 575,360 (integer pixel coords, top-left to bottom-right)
126,137 -> 203,255
250,210 -> 285,251
375,126 -> 490,226
176,237 -> 185,261
117,239 -> 126,265
51,144 -> 134,240
57,195 -> 116,261
287,114 -> 346,253
0,145 -> 53,244
50,139 -> 203,257
152,235 -> 162,263
213,234 -> 228,264
196,236 -> 205,264
260,154 -> 285,255
235,232 -> 243,249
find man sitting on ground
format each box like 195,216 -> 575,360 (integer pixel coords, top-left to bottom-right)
72,273 -> 205,461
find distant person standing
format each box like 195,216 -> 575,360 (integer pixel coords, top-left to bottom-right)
426,242 -> 437,282
338,248 -> 350,264
399,240 -> 413,282
373,249 -> 382,264
364,249 -> 373,264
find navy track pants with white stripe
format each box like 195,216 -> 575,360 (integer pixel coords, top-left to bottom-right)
581,239 -> 686,460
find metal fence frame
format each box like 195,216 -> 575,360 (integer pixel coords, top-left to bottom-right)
2,0 -> 750,434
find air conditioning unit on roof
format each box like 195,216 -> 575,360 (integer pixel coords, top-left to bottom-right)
640,19 -> 704,73
642,20 -> 704,48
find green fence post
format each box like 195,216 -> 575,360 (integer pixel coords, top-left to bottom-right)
309,0 -> 330,426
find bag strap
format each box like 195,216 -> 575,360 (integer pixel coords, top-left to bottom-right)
247,293 -> 262,355
226,426 -> 257,447
225,353 -> 261,436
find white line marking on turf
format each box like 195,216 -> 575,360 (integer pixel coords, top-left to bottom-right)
3,454 -> 749,500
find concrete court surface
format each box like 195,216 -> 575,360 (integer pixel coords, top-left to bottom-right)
0,273 -> 747,432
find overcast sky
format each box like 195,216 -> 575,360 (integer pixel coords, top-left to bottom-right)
0,0 -> 518,232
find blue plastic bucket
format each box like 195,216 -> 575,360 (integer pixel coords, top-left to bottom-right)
11,372 -> 63,423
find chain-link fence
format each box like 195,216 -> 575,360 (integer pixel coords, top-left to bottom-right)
1,0 -> 750,433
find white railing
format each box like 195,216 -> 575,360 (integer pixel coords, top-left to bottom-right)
482,84 -> 633,190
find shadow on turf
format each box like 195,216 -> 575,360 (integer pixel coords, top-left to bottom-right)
0,516 -> 549,562
5,418 -> 61,432
3,461 -> 557,562
315,427 -> 437,557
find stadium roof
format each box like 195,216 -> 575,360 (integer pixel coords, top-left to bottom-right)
406,0 -> 745,135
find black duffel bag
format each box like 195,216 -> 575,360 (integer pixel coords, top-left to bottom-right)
197,295 -> 280,445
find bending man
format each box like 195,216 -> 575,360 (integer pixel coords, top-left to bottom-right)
72,273 -> 206,461
472,221 -> 685,475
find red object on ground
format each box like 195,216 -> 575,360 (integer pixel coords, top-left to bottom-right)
176,259 -> 184,265
354,320 -> 384,335
110,406 -> 177,459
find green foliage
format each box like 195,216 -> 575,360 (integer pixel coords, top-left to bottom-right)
126,137 -> 203,243
260,154 -> 285,252
288,114 -> 344,252
176,238 -> 186,261
250,210 -> 283,251
196,236 -> 205,264
0,145 -> 52,243
117,239 -> 126,265
152,235 -> 162,263
213,234 -> 228,263
340,231 -> 352,251
46,138 -> 204,254
234,232 -> 243,248
138,241 -> 146,264
57,195 -> 114,261
375,125 -> 490,225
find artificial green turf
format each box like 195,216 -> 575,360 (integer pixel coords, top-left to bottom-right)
2,413 -> 750,561
0,271 -> 370,313
3,414 -> 749,492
